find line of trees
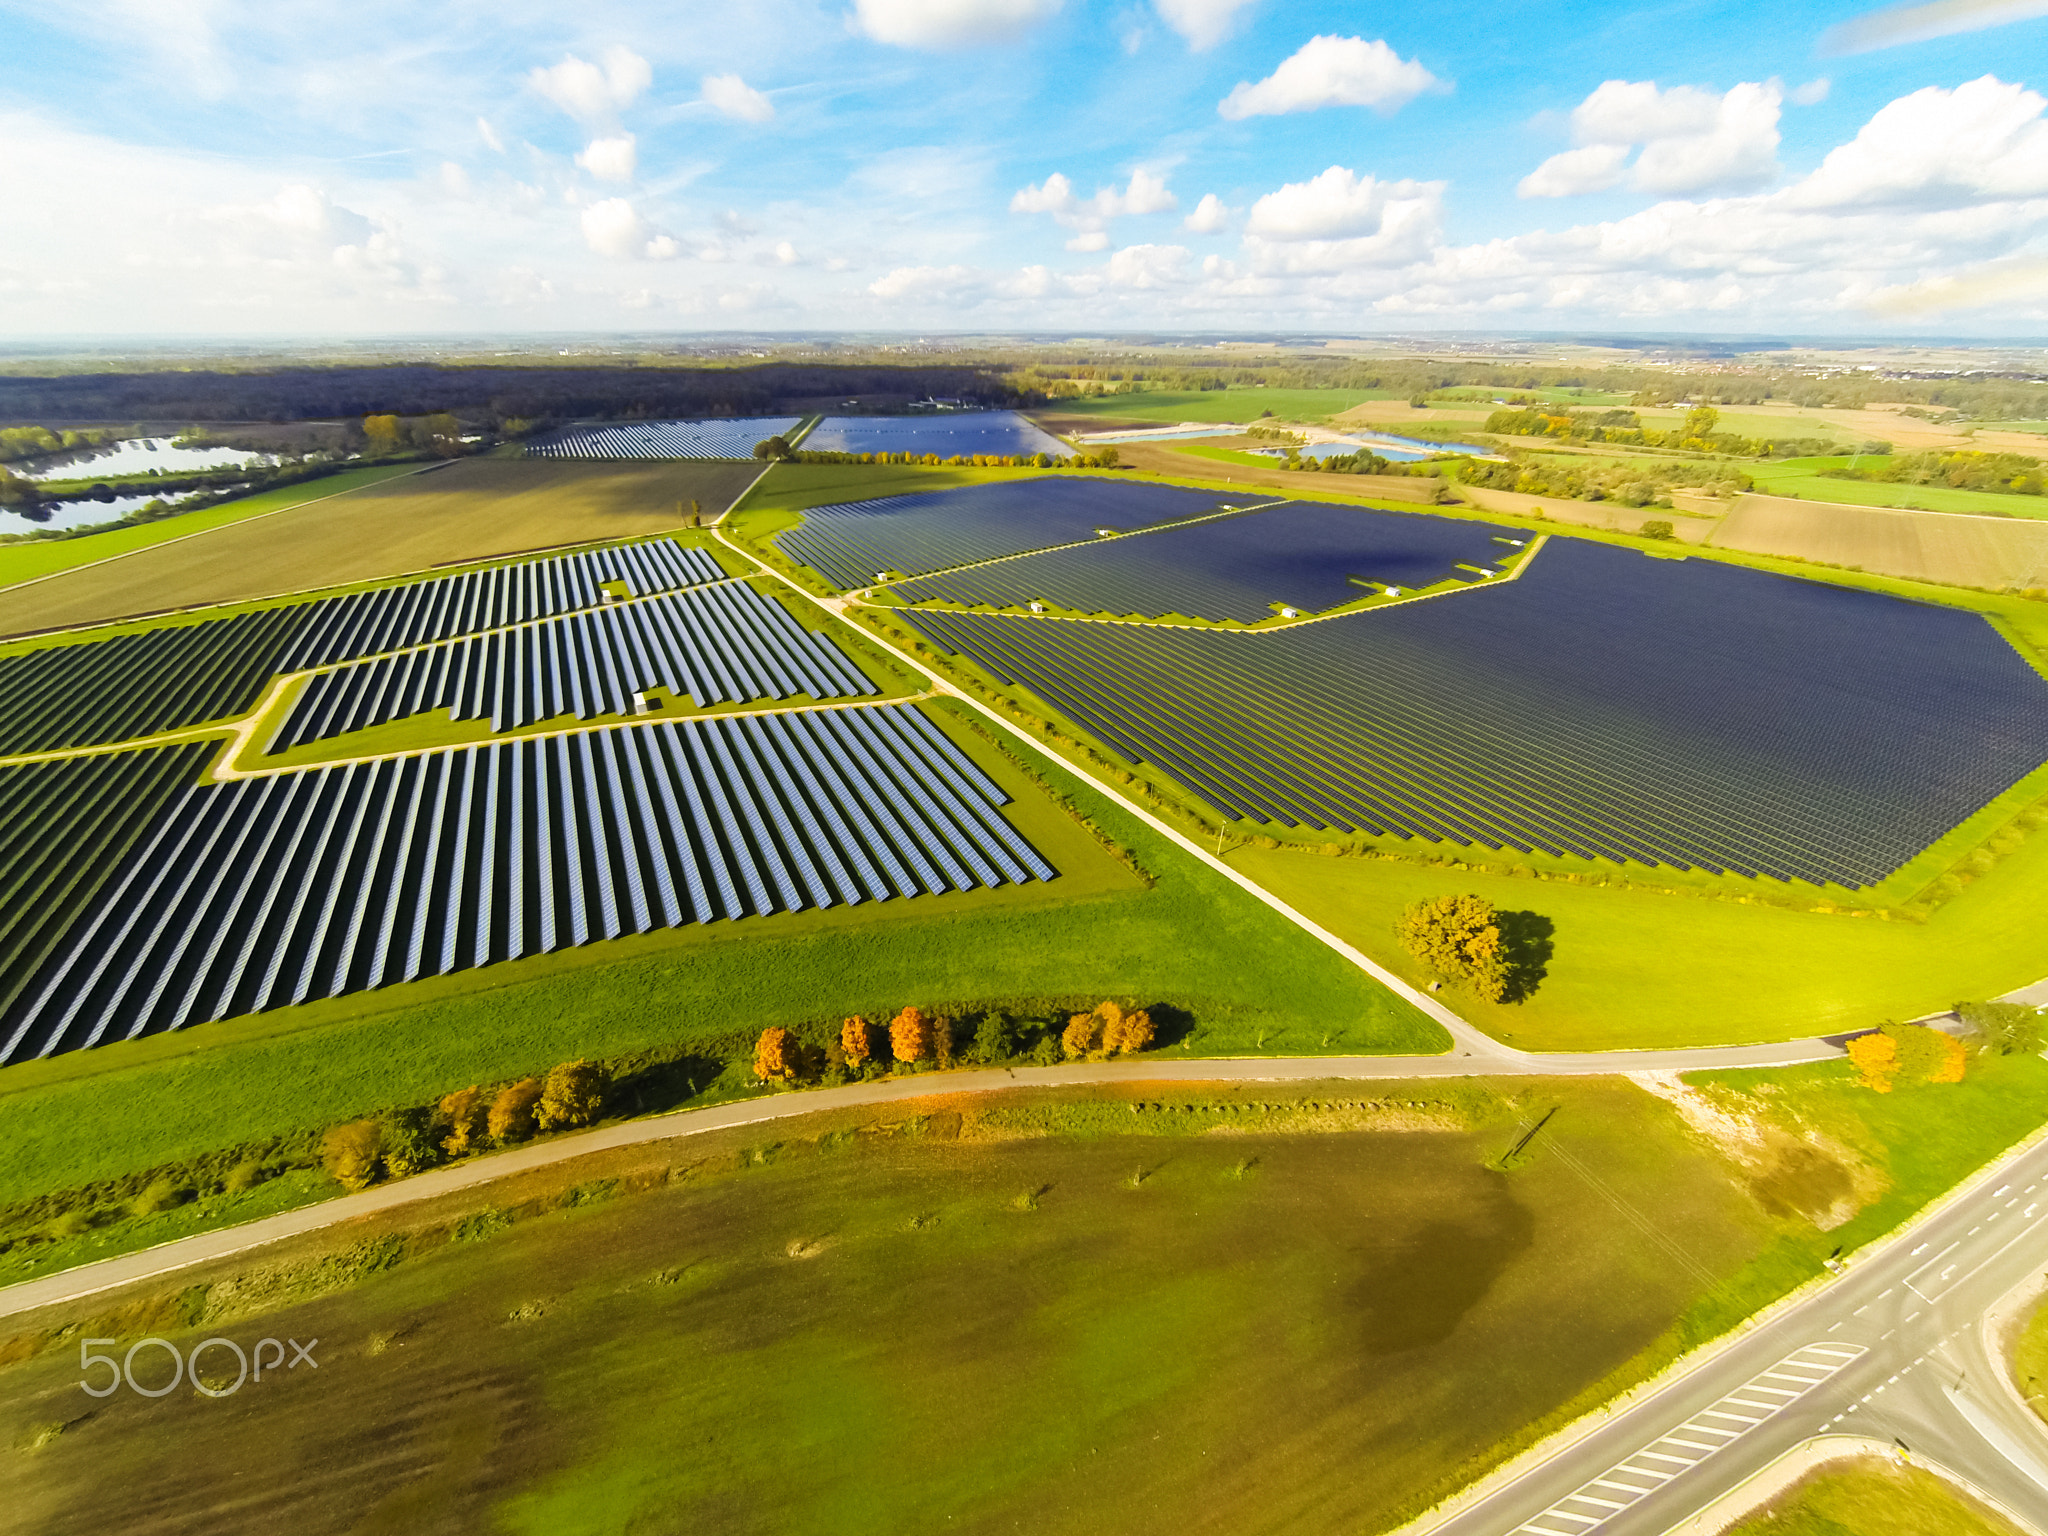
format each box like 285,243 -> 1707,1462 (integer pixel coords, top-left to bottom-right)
752,999 -> 1159,1089
1483,405 -> 1844,460
1822,449 -> 2046,497
320,1059 -> 611,1191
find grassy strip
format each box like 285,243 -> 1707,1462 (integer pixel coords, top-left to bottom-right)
0,465 -> 423,594
2013,1292 -> 2048,1425
1724,1458 -> 2024,1536
0,704 -> 1440,1209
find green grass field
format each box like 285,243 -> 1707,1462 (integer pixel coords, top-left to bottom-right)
1227,818 -> 2048,1049
1036,389 -> 1393,424
0,702 -> 1439,1209
0,464 -> 422,595
1746,457 -> 2048,518
1724,1458 -> 2021,1536
0,1078 -> 1782,1536
2012,1290 -> 2048,1426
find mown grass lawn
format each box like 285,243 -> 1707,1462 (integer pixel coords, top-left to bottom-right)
1229,828 -> 2048,1050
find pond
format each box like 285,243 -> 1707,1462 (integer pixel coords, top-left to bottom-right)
11,436 -> 273,481
0,490 -> 196,535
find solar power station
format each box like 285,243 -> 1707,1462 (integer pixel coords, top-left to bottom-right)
773,478 -> 1238,589
0,540 -> 721,755
892,500 -> 1527,622
905,537 -> 2048,888
802,411 -> 1069,459
1,706 -> 1050,1063
0,537 -> 1057,1062
529,417 -> 805,459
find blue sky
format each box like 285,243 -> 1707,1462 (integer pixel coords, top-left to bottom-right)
1,0 -> 2045,335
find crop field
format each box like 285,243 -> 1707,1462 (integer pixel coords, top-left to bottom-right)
804,411 -> 1067,458
1709,495 -> 2048,590
1,704 -> 1051,1062
907,538 -> 2048,887
530,417 -> 804,460
0,745 -> 215,1018
268,580 -> 880,748
1,1078 -> 1789,1536
772,478 -> 1237,589
0,459 -> 762,634
891,500 -> 1525,622
1745,457 -> 2048,518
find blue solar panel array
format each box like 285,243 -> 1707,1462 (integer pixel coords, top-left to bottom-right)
773,478 -> 1242,590
280,540 -> 723,669
1,704 -> 1052,1061
530,418 -> 804,460
269,582 -> 878,750
906,540 -> 2048,887
802,412 -> 1068,459
892,501 -> 1527,622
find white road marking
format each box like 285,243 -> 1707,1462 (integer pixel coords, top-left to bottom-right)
1508,1344 -> 1865,1536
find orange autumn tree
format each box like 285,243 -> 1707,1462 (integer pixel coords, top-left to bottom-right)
1103,1005 -> 1156,1055
1848,1032 -> 1900,1093
890,1007 -> 932,1065
1062,1010 -> 1100,1059
1881,1022 -> 1968,1085
754,1027 -> 799,1085
840,1016 -> 875,1071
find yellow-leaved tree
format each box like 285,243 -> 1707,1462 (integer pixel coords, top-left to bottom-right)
488,1078 -> 544,1143
1102,1005 -> 1156,1055
1396,894 -> 1511,1001
754,1027 -> 799,1085
322,1120 -> 384,1191
1062,1011 -> 1100,1059
1848,1032 -> 1900,1093
439,1086 -> 488,1157
538,1059 -> 610,1128
890,1006 -> 931,1065
841,1016 -> 874,1070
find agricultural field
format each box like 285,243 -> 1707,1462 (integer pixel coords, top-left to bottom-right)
0,463 -> 422,594
1746,456 -> 2048,518
890,499 -> 1526,623
0,459 -> 762,635
772,477 -> 1236,588
530,417 -> 804,459
903,536 -> 2048,888
11,1061 -> 2043,1536
804,411 -> 1067,458
1708,495 -> 2048,590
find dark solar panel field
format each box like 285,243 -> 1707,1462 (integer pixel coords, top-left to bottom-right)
772,478 -> 1240,590
892,501 -> 1527,622
803,412 -> 1067,459
906,540 -> 2048,887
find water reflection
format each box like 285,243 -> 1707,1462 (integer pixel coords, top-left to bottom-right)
10,436 -> 271,480
0,490 -> 192,534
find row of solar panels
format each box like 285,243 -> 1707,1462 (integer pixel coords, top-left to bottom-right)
279,540 -> 724,669
0,705 -> 1052,1062
529,417 -> 804,460
269,582 -> 878,750
0,539 -> 725,757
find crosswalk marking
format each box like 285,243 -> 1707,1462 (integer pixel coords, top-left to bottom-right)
1510,1344 -> 1866,1536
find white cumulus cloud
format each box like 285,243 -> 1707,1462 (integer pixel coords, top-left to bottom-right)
869,262 -> 984,300
1107,243 -> 1189,288
1218,36 -> 1438,121
1183,192 -> 1232,233
582,197 -> 674,259
1519,79 -> 1782,198
1790,75 -> 2048,209
851,0 -> 1062,49
1152,0 -> 1258,50
703,73 -> 775,123
1011,167 -> 1177,239
529,47 -> 652,122
576,134 -> 636,182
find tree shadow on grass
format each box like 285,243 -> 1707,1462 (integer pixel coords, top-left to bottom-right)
1146,1002 -> 1197,1049
1497,911 -> 1555,1003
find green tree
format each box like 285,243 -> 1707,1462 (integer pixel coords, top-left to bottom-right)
970,1010 -> 1017,1064
753,435 -> 794,460
382,1106 -> 443,1176
539,1059 -> 611,1127
1958,1000 -> 2045,1056
1397,893 -> 1510,1001
1683,405 -> 1719,441
1640,519 -> 1675,540
1878,1022 -> 1967,1085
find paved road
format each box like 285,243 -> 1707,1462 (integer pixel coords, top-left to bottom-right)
1421,1125 -> 2048,1536
0,1040 -> 1852,1324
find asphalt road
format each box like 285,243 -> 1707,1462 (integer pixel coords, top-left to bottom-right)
1423,1125 -> 2048,1536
